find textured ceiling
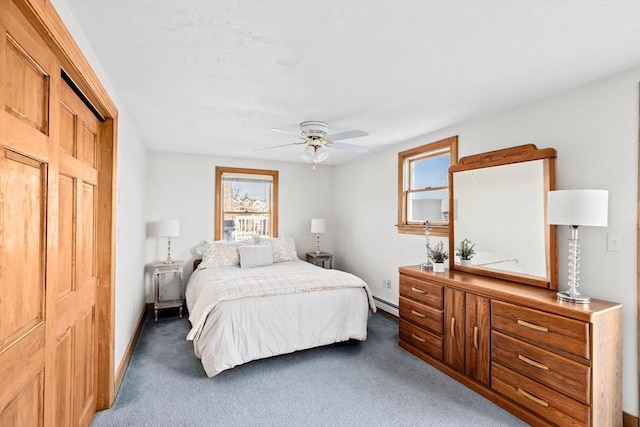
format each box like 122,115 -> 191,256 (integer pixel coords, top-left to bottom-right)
62,0 -> 640,165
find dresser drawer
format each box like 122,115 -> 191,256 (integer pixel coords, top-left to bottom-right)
492,331 -> 590,404
492,301 -> 590,359
399,319 -> 443,361
399,296 -> 443,334
492,362 -> 589,427
399,275 -> 443,309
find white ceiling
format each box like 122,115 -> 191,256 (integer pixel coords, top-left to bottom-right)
63,0 -> 640,165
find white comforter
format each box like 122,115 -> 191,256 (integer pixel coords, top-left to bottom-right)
186,260 -> 375,377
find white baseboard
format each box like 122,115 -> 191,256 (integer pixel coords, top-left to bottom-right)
372,296 -> 399,317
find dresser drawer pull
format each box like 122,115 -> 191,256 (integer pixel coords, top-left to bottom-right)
411,310 -> 426,318
518,354 -> 550,371
411,286 -> 426,294
516,319 -> 548,333
411,333 -> 426,343
473,326 -> 479,350
517,387 -> 549,408
450,317 -> 456,338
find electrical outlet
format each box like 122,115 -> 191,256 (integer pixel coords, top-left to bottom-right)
607,233 -> 623,252
382,279 -> 391,289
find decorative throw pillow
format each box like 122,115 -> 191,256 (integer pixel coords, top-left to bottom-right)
238,245 -> 273,268
257,237 -> 298,262
198,241 -> 245,268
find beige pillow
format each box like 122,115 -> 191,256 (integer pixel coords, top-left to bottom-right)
238,245 -> 273,268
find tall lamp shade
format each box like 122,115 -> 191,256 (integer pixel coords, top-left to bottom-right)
158,219 -> 180,263
311,219 -> 326,254
547,190 -> 608,303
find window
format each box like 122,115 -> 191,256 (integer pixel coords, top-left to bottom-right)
397,136 -> 458,236
215,167 -> 279,241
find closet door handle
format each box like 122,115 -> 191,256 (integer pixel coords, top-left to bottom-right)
411,286 -> 426,294
518,354 -> 550,371
450,317 -> 456,338
517,319 -> 548,333
517,388 -> 549,408
411,310 -> 426,318
411,333 -> 426,343
473,326 -> 479,350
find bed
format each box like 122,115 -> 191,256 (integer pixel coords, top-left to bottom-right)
185,237 -> 376,377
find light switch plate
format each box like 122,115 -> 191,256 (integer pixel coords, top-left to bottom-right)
607,233 -> 623,252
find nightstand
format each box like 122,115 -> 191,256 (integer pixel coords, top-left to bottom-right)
151,260 -> 185,321
306,252 -> 333,269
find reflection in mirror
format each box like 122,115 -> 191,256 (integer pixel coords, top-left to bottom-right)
449,144 -> 557,289
453,161 -> 546,277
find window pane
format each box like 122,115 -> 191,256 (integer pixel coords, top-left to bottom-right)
223,213 -> 271,241
408,190 -> 448,222
222,174 -> 272,240
411,154 -> 450,189
223,177 -> 271,213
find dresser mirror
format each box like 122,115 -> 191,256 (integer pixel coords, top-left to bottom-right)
448,144 -> 558,289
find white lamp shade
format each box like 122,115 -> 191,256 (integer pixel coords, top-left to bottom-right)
310,218 -> 326,234
547,190 -> 608,227
158,219 -> 180,237
411,198 -> 442,222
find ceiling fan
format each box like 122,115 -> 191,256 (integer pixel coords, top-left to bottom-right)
259,121 -> 369,167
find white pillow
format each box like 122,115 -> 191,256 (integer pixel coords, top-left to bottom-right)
238,245 -> 273,268
257,236 -> 298,262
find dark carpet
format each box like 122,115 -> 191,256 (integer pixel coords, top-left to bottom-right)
92,312 -> 527,426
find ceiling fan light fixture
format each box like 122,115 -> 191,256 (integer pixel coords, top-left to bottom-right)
300,144 -> 329,165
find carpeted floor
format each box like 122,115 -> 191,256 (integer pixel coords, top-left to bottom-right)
92,312 -> 528,426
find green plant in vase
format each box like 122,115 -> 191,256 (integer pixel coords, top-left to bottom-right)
456,238 -> 476,266
429,241 -> 449,272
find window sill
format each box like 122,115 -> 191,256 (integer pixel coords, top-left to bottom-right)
396,224 -> 449,237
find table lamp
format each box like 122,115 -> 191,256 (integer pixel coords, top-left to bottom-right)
310,219 -> 326,254
158,218 -> 180,264
547,189 -> 608,303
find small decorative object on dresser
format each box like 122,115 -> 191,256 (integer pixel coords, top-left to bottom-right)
429,241 -> 448,272
151,260 -> 185,321
398,265 -> 622,427
455,238 -> 476,266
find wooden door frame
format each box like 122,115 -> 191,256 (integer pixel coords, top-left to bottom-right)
14,0 -> 118,409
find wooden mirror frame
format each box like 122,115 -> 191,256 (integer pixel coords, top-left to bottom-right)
448,144 -> 558,289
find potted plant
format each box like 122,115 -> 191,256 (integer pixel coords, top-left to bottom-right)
429,241 -> 449,272
455,239 -> 476,266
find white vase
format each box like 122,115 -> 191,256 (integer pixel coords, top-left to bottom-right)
460,259 -> 472,266
433,262 -> 445,273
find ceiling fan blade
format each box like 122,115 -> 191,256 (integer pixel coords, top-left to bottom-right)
270,128 -> 297,136
330,141 -> 370,153
255,142 -> 301,152
326,129 -> 368,141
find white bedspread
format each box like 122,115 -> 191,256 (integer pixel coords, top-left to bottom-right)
185,260 -> 376,377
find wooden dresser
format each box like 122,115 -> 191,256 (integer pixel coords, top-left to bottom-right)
398,265 -> 622,427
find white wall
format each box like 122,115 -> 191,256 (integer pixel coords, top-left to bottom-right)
334,67 -> 640,416
144,152 -> 335,286
53,0 -> 149,372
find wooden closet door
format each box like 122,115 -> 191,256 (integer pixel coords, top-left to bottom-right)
0,2 -> 99,426
53,81 -> 100,427
0,2 -> 54,424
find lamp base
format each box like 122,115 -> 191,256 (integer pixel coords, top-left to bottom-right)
557,290 -> 591,304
